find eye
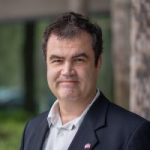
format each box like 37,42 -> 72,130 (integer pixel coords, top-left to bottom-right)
74,57 -> 86,63
50,59 -> 63,64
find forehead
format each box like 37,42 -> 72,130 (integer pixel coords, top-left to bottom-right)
47,32 -> 93,56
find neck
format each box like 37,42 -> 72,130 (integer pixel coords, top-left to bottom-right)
58,91 -> 97,124
59,102 -> 84,124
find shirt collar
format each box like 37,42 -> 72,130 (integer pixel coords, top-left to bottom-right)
47,89 -> 100,130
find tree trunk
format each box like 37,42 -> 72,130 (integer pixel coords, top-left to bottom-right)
130,0 -> 150,120
23,21 -> 36,113
111,0 -> 131,109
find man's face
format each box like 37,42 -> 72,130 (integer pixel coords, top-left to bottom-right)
46,32 -> 101,102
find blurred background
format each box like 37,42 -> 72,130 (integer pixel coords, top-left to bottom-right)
0,0 -> 149,149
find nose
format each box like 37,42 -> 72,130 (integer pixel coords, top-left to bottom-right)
61,62 -> 75,76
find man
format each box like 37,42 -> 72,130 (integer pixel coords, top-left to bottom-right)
20,12 -> 150,150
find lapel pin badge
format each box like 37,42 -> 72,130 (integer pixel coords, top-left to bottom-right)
84,143 -> 91,149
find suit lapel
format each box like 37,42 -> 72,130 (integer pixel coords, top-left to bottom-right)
68,93 -> 109,150
68,119 -> 98,150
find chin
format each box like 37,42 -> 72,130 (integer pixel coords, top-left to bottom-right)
58,92 -> 80,101
56,87 -> 81,98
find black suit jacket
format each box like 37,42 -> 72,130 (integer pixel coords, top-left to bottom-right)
20,93 -> 150,150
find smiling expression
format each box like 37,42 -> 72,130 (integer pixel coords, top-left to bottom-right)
46,31 -> 101,103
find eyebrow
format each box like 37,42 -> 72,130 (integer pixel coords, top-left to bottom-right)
49,55 -> 64,60
49,52 -> 89,60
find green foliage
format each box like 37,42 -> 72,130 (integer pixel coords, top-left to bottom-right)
0,24 -> 24,87
0,120 -> 24,150
0,109 -> 33,150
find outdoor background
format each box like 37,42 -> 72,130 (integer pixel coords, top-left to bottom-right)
0,0 -> 149,149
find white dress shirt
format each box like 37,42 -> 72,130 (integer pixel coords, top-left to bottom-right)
43,90 -> 100,150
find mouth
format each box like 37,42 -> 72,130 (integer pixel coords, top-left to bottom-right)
58,80 -> 78,86
59,80 -> 78,83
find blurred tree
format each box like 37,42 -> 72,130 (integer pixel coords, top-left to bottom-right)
111,0 -> 131,109
23,21 -> 36,113
130,0 -> 150,120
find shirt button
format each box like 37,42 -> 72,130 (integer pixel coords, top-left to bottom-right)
57,131 -> 64,136
60,132 -> 64,136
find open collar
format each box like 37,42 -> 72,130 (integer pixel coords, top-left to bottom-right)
47,90 -> 100,130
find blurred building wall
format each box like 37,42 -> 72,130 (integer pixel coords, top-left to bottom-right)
0,0 -> 110,22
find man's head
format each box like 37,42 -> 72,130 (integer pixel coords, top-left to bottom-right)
44,12 -> 103,103
42,12 -> 103,66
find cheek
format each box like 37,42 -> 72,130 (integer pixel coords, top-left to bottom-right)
82,66 -> 99,81
47,67 -> 62,87
47,68 -> 57,83
78,67 -> 92,81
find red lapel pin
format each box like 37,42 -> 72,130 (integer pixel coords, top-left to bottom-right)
84,143 -> 91,149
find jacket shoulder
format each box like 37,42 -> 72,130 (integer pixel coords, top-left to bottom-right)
26,111 -> 49,130
95,94 -> 150,149
108,101 -> 148,125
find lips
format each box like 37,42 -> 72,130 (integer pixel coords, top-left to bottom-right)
59,80 -> 78,84
59,80 -> 78,82
58,80 -> 78,87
